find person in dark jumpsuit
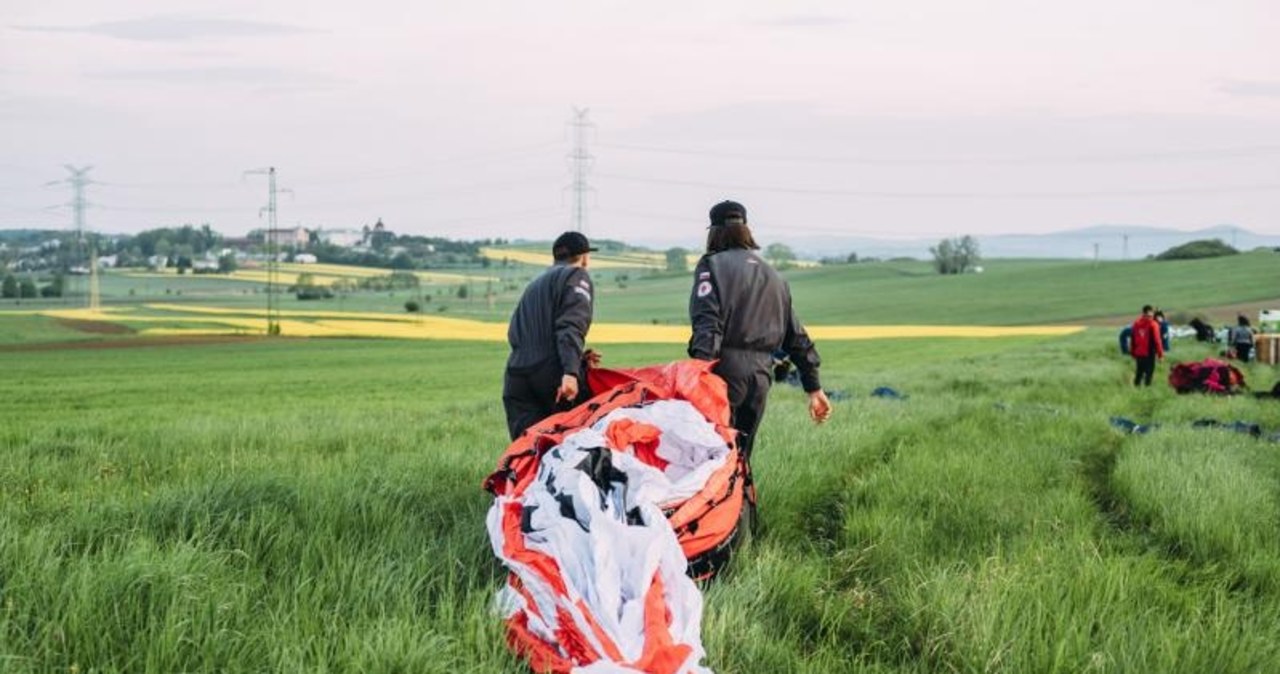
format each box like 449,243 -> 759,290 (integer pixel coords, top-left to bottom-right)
687,200 -> 832,463
503,231 -> 598,440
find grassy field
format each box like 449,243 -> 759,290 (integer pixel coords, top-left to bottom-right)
3,332 -> 1280,672
0,315 -> 108,345
4,252 -> 1276,331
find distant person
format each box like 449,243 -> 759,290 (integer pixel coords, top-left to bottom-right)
1129,304 -> 1164,387
503,232 -> 599,440
688,199 -> 831,465
1188,317 -> 1217,343
1230,315 -> 1256,362
1154,309 -> 1171,352
1118,325 -> 1132,355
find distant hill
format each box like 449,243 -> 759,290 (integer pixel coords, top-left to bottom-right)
782,225 -> 1280,261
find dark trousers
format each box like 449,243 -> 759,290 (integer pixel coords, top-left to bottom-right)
1236,344 -> 1253,362
1133,355 -> 1156,386
503,358 -> 570,441
714,350 -> 774,461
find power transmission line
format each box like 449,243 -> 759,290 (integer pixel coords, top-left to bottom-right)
593,172 -> 1280,200
595,141 -> 1280,166
299,174 -> 564,209
298,140 -> 565,186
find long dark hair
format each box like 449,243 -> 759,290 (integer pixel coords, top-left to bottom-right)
705,223 -> 759,253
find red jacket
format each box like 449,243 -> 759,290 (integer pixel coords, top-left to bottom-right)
1130,315 -> 1164,358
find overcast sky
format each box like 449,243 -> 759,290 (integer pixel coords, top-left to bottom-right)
2,0 -> 1278,249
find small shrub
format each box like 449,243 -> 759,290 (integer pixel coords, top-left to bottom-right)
405,300 -> 420,313
296,287 -> 333,301
1155,239 -> 1238,260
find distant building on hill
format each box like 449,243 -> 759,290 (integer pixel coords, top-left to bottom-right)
260,227 -> 309,249
363,218 -> 394,249
316,228 -> 364,248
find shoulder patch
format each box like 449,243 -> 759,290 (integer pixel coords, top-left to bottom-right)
698,271 -> 711,280
696,280 -> 713,298
572,286 -> 592,302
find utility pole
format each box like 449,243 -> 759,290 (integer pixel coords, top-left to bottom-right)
1122,234 -> 1129,262
47,165 -> 95,305
245,167 -> 283,336
1092,242 -> 1100,268
567,108 -> 594,234
88,240 -> 100,311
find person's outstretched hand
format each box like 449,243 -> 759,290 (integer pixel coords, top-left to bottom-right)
808,390 -> 832,424
583,349 -> 603,368
556,374 -> 579,404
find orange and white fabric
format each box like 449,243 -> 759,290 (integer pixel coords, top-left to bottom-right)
486,400 -> 726,674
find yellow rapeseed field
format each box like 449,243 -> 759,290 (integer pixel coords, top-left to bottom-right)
30,304 -> 1085,343
479,248 -> 667,270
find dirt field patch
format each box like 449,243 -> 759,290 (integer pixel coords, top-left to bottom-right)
55,318 -> 137,335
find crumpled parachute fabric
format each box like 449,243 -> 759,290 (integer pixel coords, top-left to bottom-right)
485,361 -> 743,674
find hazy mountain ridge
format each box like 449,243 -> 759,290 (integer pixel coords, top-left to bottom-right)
780,225 -> 1280,260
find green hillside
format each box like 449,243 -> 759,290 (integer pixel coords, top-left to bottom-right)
4,251 -> 1276,331
592,251 -> 1280,325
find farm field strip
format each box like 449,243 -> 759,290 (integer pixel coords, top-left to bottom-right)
120,263 -> 498,287
479,247 -> 668,269
24,305 -> 1085,342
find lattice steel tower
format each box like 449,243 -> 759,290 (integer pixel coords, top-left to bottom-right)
567,108 -> 595,234
246,167 -> 283,336
49,165 -> 95,305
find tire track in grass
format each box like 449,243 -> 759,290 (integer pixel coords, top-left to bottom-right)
1077,433 -> 1133,535
1107,431 -> 1280,596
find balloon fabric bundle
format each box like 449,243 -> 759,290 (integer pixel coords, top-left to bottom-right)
484,360 -> 747,674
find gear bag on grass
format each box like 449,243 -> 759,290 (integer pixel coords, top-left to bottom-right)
1168,358 -> 1246,395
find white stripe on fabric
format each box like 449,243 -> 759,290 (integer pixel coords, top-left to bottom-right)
487,399 -> 722,673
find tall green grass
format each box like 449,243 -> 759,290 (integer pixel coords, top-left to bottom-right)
2,335 -> 1279,672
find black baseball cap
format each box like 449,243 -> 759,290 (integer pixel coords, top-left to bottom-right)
552,231 -> 598,260
709,200 -> 748,227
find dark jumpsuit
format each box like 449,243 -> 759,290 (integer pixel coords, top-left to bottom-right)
687,248 -> 821,460
503,264 -> 593,440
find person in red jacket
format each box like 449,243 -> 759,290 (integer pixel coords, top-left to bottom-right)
1129,304 -> 1165,386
